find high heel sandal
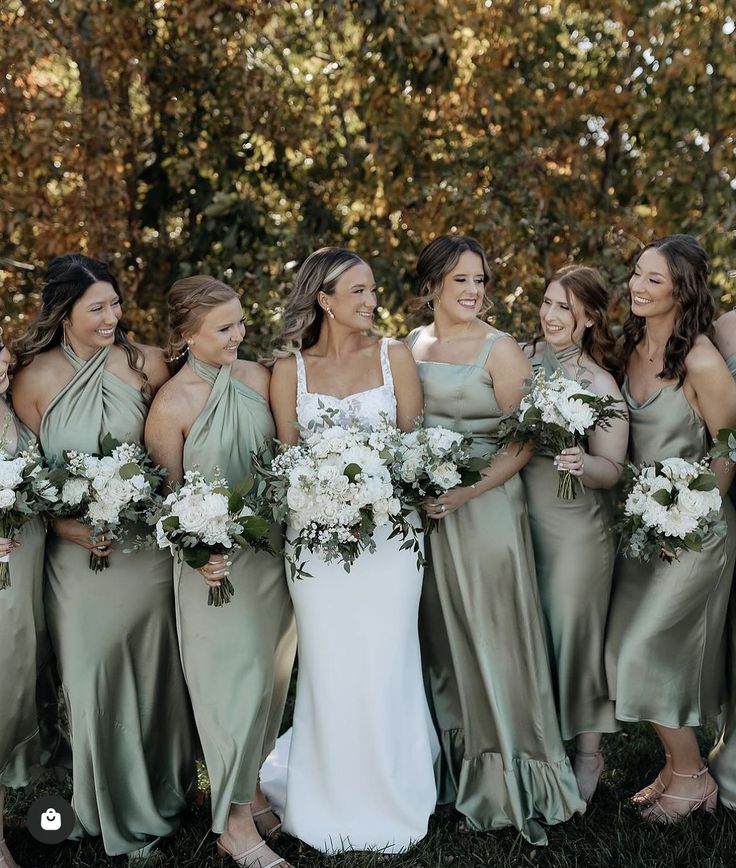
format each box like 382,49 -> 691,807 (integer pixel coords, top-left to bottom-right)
250,806 -> 282,840
642,765 -> 718,824
631,753 -> 671,807
0,838 -> 21,868
574,749 -> 605,804
216,837 -> 290,868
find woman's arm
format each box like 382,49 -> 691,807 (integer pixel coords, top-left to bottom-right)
269,357 -> 299,445
687,340 -> 736,496
144,383 -> 187,489
388,341 -> 423,432
10,364 -> 43,436
715,310 -> 736,360
557,370 -> 629,490
140,344 -> 171,394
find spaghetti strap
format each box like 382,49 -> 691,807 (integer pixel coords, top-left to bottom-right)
294,351 -> 308,398
475,332 -> 509,368
406,328 -> 423,350
379,338 -> 393,388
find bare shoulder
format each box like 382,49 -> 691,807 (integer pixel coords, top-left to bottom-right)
231,359 -> 271,400
271,355 -> 297,381
685,334 -> 726,377
12,349 -> 67,394
386,337 -> 416,366
715,311 -> 736,357
585,363 -> 623,400
488,330 -> 529,364
134,342 -> 170,388
147,374 -> 191,424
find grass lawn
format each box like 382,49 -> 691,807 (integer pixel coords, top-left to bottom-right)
6,720 -> 734,868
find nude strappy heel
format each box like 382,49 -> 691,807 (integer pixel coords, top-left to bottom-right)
216,837 -> 290,868
631,752 -> 671,807
643,765 -> 718,824
250,806 -> 282,840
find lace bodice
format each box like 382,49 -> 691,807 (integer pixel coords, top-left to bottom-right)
295,338 -> 397,429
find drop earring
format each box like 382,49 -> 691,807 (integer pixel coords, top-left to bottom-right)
325,308 -> 336,320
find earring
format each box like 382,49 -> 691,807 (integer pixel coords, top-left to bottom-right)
325,308 -> 336,320
425,299 -> 434,312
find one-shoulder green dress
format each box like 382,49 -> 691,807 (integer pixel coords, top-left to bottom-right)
605,380 -> 736,727
39,345 -> 196,856
175,356 -> 296,833
709,351 -> 736,805
520,346 -> 618,740
0,406 -> 46,791
411,330 -> 585,846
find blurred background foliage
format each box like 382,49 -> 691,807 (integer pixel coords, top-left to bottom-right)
1,0 -> 735,356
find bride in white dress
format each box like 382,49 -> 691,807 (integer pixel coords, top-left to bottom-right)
260,247 -> 438,856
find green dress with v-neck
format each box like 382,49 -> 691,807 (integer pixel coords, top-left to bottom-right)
709,351 -> 736,806
410,329 -> 585,846
604,377 -> 736,727
175,356 -> 296,833
39,344 -> 196,856
0,406 -> 47,790
520,346 -> 618,740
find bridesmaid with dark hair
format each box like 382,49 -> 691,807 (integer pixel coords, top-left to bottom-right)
521,265 -> 627,802
145,276 -> 295,868
408,235 -> 585,845
11,254 -> 196,859
0,329 -> 46,868
605,235 -> 736,822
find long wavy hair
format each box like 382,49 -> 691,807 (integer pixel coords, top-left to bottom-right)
12,254 -> 148,392
620,235 -> 714,386
527,265 -> 620,376
270,247 -> 367,361
413,235 -> 492,315
166,276 -> 240,373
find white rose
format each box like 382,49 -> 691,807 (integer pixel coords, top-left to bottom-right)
0,489 -> 16,509
287,486 -> 309,513
62,478 -> 91,506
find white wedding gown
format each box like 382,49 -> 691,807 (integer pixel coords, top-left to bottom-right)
260,338 -> 439,854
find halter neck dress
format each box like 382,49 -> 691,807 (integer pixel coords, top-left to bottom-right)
605,374 -> 736,727
39,344 -> 196,856
0,404 -> 46,791
520,345 -> 618,740
175,355 -> 295,833
410,328 -> 584,845
709,350 -> 736,805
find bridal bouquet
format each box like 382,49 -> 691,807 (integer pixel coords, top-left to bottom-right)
498,369 -> 625,499
50,434 -> 166,572
619,458 -> 724,563
155,470 -> 271,606
389,425 -> 488,528
0,443 -> 60,590
256,418 -> 421,580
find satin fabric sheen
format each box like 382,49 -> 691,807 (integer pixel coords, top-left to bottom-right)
39,345 -> 196,856
412,329 -> 585,845
0,412 -> 46,788
605,379 -> 736,727
176,355 -> 295,833
709,351 -> 736,805
521,346 -> 618,740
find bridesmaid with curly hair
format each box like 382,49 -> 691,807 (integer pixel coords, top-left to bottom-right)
521,265 -> 627,802
605,235 -> 736,822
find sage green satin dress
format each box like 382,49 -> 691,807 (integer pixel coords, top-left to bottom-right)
411,330 -> 585,846
709,351 -> 736,806
605,379 -> 736,728
39,345 -> 196,856
520,346 -> 618,740
175,356 -> 295,833
0,408 -> 46,790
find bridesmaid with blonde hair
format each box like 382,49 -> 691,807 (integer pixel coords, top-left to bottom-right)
408,235 -> 584,845
145,275 -> 295,868
522,265 -> 627,802
605,235 -> 736,822
11,254 -> 196,859
0,328 -> 46,868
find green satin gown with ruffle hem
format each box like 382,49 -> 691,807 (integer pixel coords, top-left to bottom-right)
709,351 -> 736,806
411,330 -> 585,846
176,355 -> 296,833
604,377 -> 736,728
39,345 -> 196,856
520,346 -> 618,740
0,409 -> 46,790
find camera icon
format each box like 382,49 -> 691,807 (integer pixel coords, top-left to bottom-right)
40,808 -> 62,831
26,796 -> 74,844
